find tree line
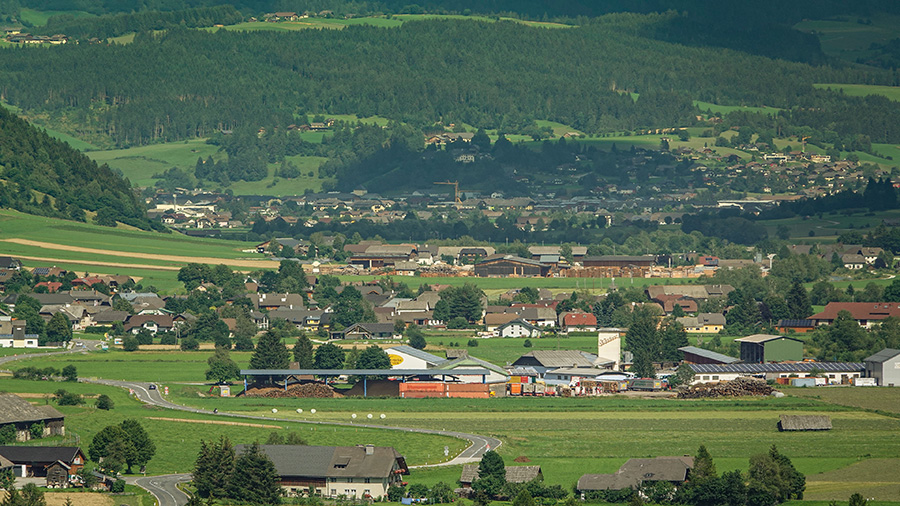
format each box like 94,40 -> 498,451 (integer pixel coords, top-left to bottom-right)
0,15 -> 893,149
35,5 -> 244,39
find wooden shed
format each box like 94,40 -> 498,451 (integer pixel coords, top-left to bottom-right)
778,415 -> 832,431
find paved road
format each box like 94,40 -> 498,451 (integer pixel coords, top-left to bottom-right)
87,378 -> 502,468
0,340 -> 99,369
129,474 -> 191,506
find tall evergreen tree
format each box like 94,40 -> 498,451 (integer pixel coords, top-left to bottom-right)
785,281 -> 812,320
292,335 -> 314,368
249,331 -> 290,370
194,436 -> 235,498
227,443 -> 281,505
313,342 -> 345,369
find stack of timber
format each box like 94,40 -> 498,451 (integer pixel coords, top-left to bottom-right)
244,383 -> 342,398
677,378 -> 774,399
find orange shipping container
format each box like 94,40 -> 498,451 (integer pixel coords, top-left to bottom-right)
510,383 -> 522,395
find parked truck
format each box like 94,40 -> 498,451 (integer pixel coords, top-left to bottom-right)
629,378 -> 664,391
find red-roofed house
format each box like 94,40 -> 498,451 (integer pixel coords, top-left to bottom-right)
808,302 -> 900,329
34,282 -> 62,293
71,277 -> 103,288
561,312 -> 598,332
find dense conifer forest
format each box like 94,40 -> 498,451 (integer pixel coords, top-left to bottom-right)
0,107 -> 152,228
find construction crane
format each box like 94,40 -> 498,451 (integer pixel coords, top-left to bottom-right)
435,180 -> 463,205
800,136 -> 811,153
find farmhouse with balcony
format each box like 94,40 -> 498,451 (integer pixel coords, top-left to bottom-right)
235,444 -> 408,500
676,313 -> 726,333
333,322 -> 399,340
496,318 -> 542,338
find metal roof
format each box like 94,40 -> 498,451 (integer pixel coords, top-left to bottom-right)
385,345 -> 447,365
734,334 -> 799,344
688,362 -> 864,374
241,369 -> 492,376
678,346 -> 740,364
863,348 -> 900,363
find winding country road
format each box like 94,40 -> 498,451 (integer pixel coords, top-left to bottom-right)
3,344 -> 501,506
87,378 -> 502,465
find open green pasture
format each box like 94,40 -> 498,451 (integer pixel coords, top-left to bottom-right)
228,154 -> 330,196
18,8 -> 95,26
694,101 -> 781,115
784,386 -> 900,415
0,378 -> 462,472
86,140 -> 329,194
11,349 -> 251,383
86,138 -> 223,187
814,84 -> 900,103
0,208 -> 258,260
757,210 -> 900,242
795,16 -> 900,60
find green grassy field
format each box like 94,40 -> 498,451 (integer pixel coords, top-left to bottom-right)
0,378 -> 463,472
18,8 -> 94,26
86,139 -> 224,187
0,209 -> 271,281
86,139 -> 330,194
795,15 -> 900,61
814,84 -> 900,102
784,386 -> 900,415
694,101 -> 781,115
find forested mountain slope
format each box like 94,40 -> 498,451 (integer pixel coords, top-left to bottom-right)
0,16 -> 894,148
0,106 -> 151,228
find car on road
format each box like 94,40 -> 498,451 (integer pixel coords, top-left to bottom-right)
75,342 -> 83,347
149,384 -> 157,390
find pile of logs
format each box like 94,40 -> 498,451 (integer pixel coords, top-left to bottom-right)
677,378 -> 774,399
244,383 -> 341,398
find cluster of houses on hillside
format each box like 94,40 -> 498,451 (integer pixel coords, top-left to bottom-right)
4,30 -> 68,44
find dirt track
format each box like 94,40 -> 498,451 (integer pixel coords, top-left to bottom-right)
2,238 -> 281,269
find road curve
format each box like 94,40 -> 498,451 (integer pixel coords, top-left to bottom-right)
129,474 -> 191,506
86,378 -> 501,468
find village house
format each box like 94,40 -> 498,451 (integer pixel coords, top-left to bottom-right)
496,318 -> 542,338
808,302 -> 900,328
235,444 -> 408,500
0,446 -> 85,486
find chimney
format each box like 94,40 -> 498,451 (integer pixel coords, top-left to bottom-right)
365,444 -> 374,456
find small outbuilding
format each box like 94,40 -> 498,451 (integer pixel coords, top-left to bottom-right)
778,415 -> 832,431
459,464 -> 542,488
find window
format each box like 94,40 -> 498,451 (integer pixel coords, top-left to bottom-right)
331,490 -> 336,496
712,375 -> 719,380
365,478 -> 371,484
347,478 -> 353,483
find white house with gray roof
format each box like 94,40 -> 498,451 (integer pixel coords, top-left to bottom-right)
385,345 -> 447,370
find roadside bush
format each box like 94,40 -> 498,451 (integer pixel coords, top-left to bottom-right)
122,335 -> 140,351
467,339 -> 479,347
62,365 -> 78,382
181,337 -> 200,351
523,339 -> 532,348
159,333 -> 177,345
13,366 -> 59,380
96,394 -> 114,410
111,480 -> 126,493
387,487 -> 404,502
448,317 -> 469,329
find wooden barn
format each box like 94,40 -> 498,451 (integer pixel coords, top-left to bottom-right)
778,415 -> 832,431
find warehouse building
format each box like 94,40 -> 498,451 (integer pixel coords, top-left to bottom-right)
734,334 -> 803,363
864,348 -> 900,386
